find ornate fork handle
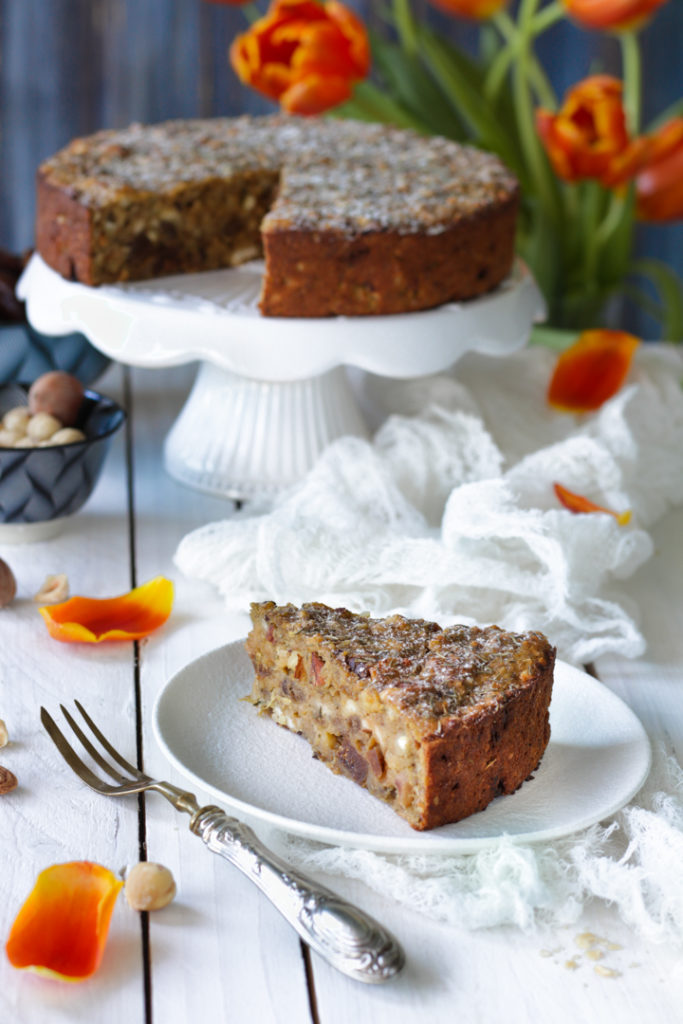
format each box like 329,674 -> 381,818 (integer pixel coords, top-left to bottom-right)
190,805 -> 404,984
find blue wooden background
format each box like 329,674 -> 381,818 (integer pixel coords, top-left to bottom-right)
1,0 -> 680,333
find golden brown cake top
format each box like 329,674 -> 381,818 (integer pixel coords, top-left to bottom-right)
256,601 -> 554,719
39,115 -> 518,236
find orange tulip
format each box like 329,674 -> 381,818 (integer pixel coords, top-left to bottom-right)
554,482 -> 632,525
39,576 -> 173,643
636,117 -> 683,222
561,0 -> 668,32
230,0 -> 370,115
426,0 -> 508,19
547,329 -> 640,412
6,862 -> 122,982
536,75 -> 649,186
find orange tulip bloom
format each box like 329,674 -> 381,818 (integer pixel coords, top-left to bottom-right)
547,329 -> 640,412
39,576 -> 173,643
554,482 -> 632,525
536,75 -> 649,186
230,0 -> 370,115
426,0 -> 508,19
6,862 -> 122,982
636,117 -> 683,222
561,0 -> 668,32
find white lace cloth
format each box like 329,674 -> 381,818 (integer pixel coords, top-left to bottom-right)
175,342 -> 683,940
176,344 -> 683,665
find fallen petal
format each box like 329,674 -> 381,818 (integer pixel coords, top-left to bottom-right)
39,576 -> 173,643
6,861 -> 122,981
554,482 -> 631,525
547,329 -> 640,412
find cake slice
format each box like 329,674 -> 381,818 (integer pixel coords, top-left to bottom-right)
245,602 -> 555,831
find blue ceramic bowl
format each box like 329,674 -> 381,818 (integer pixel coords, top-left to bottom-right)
0,383 -> 125,541
0,323 -> 111,386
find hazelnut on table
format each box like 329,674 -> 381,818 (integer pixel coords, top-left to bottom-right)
124,862 -> 176,911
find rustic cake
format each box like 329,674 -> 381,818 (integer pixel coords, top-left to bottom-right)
245,602 -> 555,831
36,115 -> 520,317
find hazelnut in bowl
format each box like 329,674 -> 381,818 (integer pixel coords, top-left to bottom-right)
0,371 -> 125,542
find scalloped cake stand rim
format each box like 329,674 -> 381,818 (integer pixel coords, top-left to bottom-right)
19,254 -> 544,383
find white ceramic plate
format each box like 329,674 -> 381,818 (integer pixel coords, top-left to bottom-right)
153,640 -> 651,854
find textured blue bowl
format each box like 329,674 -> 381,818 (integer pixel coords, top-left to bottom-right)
0,383 -> 125,539
0,323 -> 111,386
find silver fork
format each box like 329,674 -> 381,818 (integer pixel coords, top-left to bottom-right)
40,701 -> 404,985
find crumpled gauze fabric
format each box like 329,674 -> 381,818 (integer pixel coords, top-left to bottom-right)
175,344 -> 683,664
275,744 -> 683,943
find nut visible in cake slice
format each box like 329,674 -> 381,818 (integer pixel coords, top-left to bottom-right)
245,602 -> 555,831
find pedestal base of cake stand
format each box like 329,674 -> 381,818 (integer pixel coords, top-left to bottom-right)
163,362 -> 368,500
18,255 -> 544,502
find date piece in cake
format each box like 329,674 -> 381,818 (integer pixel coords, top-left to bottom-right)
245,602 -> 555,831
36,115 -> 519,317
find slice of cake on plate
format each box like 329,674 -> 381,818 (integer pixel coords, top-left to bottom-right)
245,602 -> 555,831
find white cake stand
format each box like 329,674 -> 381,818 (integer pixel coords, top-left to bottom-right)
19,254 -> 544,501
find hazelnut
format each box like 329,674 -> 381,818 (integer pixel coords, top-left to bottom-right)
0,428 -> 24,447
0,765 -> 17,795
34,574 -> 69,605
44,427 -> 87,446
28,371 -> 85,427
0,719 -> 8,748
124,862 -> 176,911
27,412 -> 62,442
2,407 -> 30,434
0,559 -> 16,608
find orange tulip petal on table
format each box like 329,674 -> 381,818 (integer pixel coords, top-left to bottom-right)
547,329 -> 640,412
39,576 -> 174,643
554,483 -> 632,525
6,862 -> 122,981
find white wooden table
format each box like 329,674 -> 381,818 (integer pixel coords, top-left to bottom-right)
1,362 -> 682,1024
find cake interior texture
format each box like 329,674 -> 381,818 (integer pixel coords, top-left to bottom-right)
36,115 -> 520,317
245,602 -> 555,831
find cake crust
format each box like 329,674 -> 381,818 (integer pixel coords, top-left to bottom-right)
36,115 -> 519,317
245,602 -> 555,831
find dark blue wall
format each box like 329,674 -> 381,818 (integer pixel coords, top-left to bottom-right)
1,0 -> 680,331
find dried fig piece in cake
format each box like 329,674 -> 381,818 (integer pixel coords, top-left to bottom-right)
246,601 -> 555,831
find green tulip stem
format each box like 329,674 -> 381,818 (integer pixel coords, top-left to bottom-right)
242,3 -> 260,25
582,182 -> 604,290
512,0 -> 559,218
530,1 -> 565,34
392,0 -> 418,54
487,9 -> 557,109
595,191 -> 628,250
620,30 -> 642,135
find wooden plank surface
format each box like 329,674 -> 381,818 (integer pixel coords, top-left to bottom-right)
1,362 -> 683,1021
0,365 -> 144,1023
128,366 -> 313,1023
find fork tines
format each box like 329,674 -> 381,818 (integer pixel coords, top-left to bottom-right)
40,703 -> 147,796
